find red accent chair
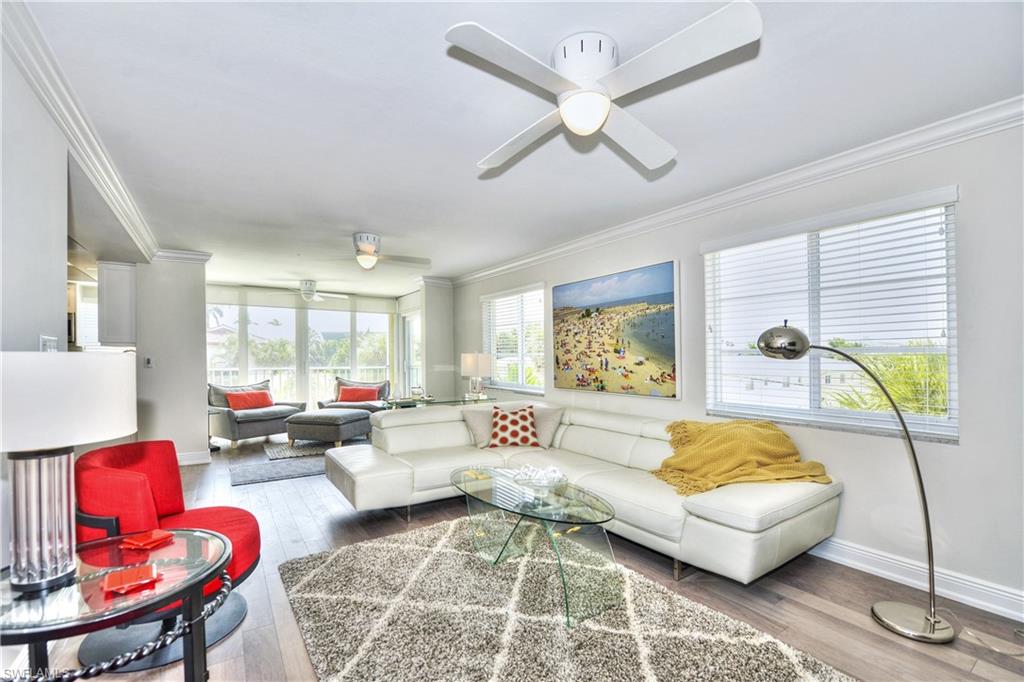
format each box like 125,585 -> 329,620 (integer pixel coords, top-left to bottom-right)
74,440 -> 260,671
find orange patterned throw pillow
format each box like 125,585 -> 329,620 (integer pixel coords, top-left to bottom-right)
488,406 -> 540,448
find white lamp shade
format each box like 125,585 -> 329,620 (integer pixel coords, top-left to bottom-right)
460,353 -> 493,378
1,352 -> 137,452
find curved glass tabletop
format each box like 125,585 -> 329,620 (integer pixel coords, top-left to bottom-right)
450,466 -> 615,525
1,529 -> 229,641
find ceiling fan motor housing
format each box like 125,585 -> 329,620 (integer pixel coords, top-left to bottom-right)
353,232 -> 381,255
551,32 -> 619,85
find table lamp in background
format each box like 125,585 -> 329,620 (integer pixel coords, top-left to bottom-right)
1,352 -> 137,592
460,353 -> 493,398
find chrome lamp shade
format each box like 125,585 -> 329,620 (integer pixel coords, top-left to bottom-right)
755,322 -> 954,644
1,352 -> 137,592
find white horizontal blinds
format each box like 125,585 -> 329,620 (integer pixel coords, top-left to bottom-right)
705,203 -> 958,441
482,288 -> 545,390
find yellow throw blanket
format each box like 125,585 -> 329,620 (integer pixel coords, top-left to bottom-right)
653,419 -> 831,496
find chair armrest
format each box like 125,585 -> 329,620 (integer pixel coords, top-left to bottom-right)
276,401 -> 306,410
208,405 -> 238,422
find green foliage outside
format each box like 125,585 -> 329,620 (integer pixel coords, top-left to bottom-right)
827,340 -> 948,417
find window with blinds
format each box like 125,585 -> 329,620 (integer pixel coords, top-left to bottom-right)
704,202 -> 958,441
482,287 -> 545,392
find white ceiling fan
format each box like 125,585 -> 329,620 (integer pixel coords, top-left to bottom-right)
352,232 -> 431,271
286,280 -> 349,303
445,0 -> 763,170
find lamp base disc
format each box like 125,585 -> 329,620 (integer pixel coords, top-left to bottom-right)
11,566 -> 77,593
871,601 -> 955,643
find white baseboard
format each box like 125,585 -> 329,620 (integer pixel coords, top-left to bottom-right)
810,538 -> 1024,622
177,450 -> 212,466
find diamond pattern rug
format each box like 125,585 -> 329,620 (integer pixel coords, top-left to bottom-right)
279,517 -> 852,681
264,440 -> 330,460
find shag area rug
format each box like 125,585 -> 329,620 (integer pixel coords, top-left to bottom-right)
279,517 -> 852,681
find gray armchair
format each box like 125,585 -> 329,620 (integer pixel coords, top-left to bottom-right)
208,380 -> 306,446
317,377 -> 390,413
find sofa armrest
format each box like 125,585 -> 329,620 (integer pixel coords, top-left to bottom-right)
209,406 -> 239,440
208,405 -> 238,421
276,401 -> 306,410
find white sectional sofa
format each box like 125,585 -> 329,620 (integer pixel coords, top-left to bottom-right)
325,402 -> 842,584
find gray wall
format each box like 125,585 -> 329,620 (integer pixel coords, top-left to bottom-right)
421,281 -> 455,398
1,57 -> 68,351
136,257 -> 210,461
0,54 -> 73,573
453,128 -> 1024,599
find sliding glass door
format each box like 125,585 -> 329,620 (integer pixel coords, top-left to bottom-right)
206,303 -> 393,406
308,310 -> 352,404
247,306 -> 297,400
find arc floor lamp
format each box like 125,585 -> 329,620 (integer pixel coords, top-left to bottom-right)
757,321 -> 954,644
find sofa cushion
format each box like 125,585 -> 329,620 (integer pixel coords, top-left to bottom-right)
208,380 -> 271,408
681,481 -> 844,533
233,404 -> 301,423
556,425 -> 638,467
393,446 -> 503,491
335,377 -> 390,400
574,468 -> 687,540
486,406 -> 540,448
503,449 -> 622,483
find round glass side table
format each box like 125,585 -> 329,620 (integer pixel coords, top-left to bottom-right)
1,529 -> 231,682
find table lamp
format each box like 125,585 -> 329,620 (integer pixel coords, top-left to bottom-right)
460,353 -> 493,398
1,352 -> 137,592
756,321 -> 954,643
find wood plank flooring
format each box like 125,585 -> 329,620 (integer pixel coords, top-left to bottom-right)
12,437 -> 1024,681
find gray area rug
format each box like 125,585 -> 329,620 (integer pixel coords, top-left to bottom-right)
229,456 -> 325,486
264,440 -> 329,460
279,517 -> 852,681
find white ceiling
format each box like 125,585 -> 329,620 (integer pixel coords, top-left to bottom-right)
29,2 -> 1023,297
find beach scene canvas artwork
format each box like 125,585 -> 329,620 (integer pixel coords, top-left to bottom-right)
553,261 -> 677,397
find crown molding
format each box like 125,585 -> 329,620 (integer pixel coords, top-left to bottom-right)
418,276 -> 453,289
454,95 -> 1023,286
2,1 -> 160,261
152,249 -> 212,264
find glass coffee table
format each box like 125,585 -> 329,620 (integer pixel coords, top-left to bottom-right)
450,466 -> 623,626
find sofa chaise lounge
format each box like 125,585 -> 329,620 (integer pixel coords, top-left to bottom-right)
325,402 -> 842,584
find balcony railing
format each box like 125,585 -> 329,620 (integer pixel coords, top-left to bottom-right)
207,365 -> 389,404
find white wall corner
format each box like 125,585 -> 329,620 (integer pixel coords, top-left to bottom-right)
453,95 -> 1023,286
153,249 -> 213,264
810,538 -> 1024,622
1,0 -> 160,261
176,450 -> 212,466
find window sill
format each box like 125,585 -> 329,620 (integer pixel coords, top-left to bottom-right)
484,385 -> 545,397
706,408 -> 959,445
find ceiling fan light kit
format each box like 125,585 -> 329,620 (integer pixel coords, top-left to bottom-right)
445,0 -> 763,171
353,232 -> 381,270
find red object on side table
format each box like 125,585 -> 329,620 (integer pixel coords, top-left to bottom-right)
102,565 -> 162,594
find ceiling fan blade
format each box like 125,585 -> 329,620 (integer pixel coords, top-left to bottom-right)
379,255 -> 432,266
445,22 -> 580,96
478,109 -> 563,169
598,0 -> 763,100
601,104 -> 677,170
318,292 -> 350,299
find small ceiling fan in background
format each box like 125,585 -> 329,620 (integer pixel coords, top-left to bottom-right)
351,232 -> 431,271
279,280 -> 349,302
445,0 -> 763,170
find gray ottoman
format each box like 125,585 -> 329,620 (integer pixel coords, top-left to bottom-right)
285,408 -> 371,447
